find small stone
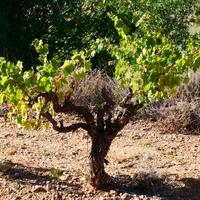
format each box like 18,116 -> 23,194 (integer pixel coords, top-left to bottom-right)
52,192 -> 62,200
7,150 -> 17,155
33,185 -> 47,193
80,177 -> 86,182
56,184 -> 60,190
171,160 -> 179,165
72,176 -> 78,181
104,192 -> 109,197
121,193 -> 129,200
61,185 -> 68,189
0,160 -> 15,173
110,190 -> 117,196
10,187 -> 18,192
77,190 -> 84,195
46,181 -> 52,190
59,174 -> 69,181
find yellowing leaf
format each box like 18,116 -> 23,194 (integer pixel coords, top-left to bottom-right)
74,69 -> 85,81
44,122 -> 50,130
144,83 -> 151,92
84,60 -> 91,70
1,76 -> 8,85
61,60 -> 70,68
0,94 -> 4,104
61,60 -> 75,74
65,88 -> 73,100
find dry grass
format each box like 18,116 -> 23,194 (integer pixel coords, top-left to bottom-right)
144,69 -> 200,135
189,24 -> 200,34
69,69 -> 128,111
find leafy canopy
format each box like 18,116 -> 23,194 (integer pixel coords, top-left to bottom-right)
0,39 -> 91,129
106,15 -> 200,103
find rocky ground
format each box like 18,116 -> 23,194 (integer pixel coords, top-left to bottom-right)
0,111 -> 200,200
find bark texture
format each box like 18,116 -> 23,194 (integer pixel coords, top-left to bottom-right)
88,136 -> 111,188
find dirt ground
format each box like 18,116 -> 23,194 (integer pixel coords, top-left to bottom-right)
0,113 -> 200,200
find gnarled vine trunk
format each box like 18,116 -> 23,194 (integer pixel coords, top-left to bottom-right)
88,135 -> 112,188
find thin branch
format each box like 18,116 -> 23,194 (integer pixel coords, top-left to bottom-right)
117,102 -> 143,128
105,111 -> 112,130
54,99 -> 95,126
119,87 -> 133,109
30,91 -> 95,126
42,112 -> 96,138
102,88 -> 115,106
97,104 -> 105,131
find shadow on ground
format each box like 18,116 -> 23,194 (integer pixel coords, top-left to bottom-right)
105,174 -> 200,200
4,163 -> 200,200
6,163 -> 82,194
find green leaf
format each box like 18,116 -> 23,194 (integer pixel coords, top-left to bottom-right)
97,43 -> 104,51
144,83 -> 151,92
44,122 -> 50,130
61,60 -> 75,74
176,58 -> 186,73
193,56 -> 200,72
16,61 -> 23,73
91,50 -> 96,57
145,35 -> 156,48
114,17 -> 123,29
23,122 -> 31,130
16,115 -> 23,124
183,74 -> 189,84
32,39 -> 49,55
168,87 -> 178,98
74,69 -> 85,81
130,79 -> 137,93
137,94 -> 145,104
40,77 -> 52,92
72,53 -> 84,62
0,94 -> 4,104
1,76 -> 8,85
169,76 -> 181,88
56,92 -> 64,102
84,60 -> 92,71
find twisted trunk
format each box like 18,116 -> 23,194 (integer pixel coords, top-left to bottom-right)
87,101 -> 143,188
88,134 -> 112,189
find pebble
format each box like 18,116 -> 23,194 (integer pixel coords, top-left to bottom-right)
33,185 -> 47,193
80,177 -> 86,182
46,181 -> 52,190
121,193 -> 129,200
110,189 -> 117,196
59,174 -> 70,181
